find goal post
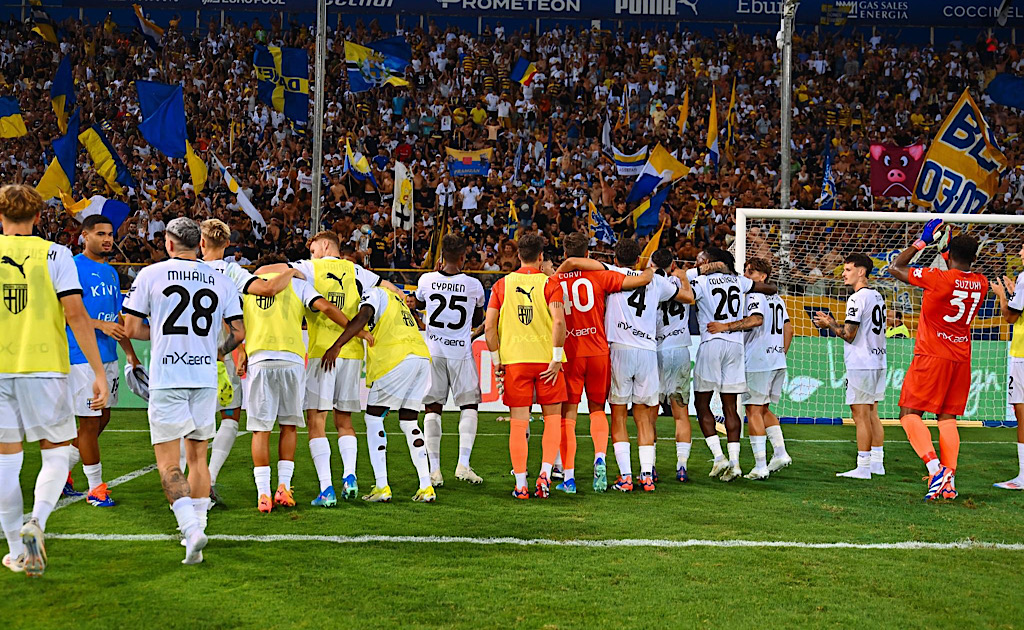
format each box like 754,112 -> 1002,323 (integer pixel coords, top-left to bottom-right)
735,208 -> 1024,428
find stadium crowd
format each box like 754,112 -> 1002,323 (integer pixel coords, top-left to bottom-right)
1,13 -> 1024,275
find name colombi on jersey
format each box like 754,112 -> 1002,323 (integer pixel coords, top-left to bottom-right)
168,270 -> 217,285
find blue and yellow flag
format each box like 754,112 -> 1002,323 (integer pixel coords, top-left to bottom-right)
0,96 -> 27,138
588,200 -> 617,245
344,139 -> 378,189
60,193 -> 131,233
253,45 -> 309,131
706,85 -> 719,167
510,58 -> 538,86
724,77 -> 737,163
345,37 -> 411,93
136,81 -> 207,193
631,185 -> 670,238
51,56 -> 75,134
133,4 -> 164,51
29,0 -> 58,45
445,147 -> 493,177
37,108 -> 80,200
79,124 -> 136,195
636,221 -> 666,270
507,200 -> 519,241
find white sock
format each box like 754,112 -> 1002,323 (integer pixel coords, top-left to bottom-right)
400,419 -> 430,489
540,461 -> 553,477
308,437 -> 333,491
171,496 -> 199,538
423,412 -> 442,472
67,444 -> 81,471
871,446 -> 884,463
514,472 -> 527,488
554,451 -> 563,470
253,466 -> 271,497
613,441 -> 632,477
727,441 -> 740,467
564,468 -> 575,481
1017,442 -> 1024,477
179,438 -> 187,475
926,459 -> 941,475
192,497 -> 210,531
766,425 -> 787,456
0,452 -> 25,558
33,446 -> 70,531
638,445 -> 655,475
365,415 -> 389,488
857,451 -> 871,470
458,408 -> 478,468
338,435 -> 357,478
676,441 -> 691,468
83,463 -> 103,491
750,435 -> 767,469
208,419 -> 238,484
277,460 -> 294,489
705,435 -> 724,461
595,451 -> 606,463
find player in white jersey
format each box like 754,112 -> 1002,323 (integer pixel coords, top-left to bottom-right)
813,253 -> 887,480
679,248 -> 777,482
564,238 -> 691,492
124,218 -> 245,565
991,252 -> 1024,490
651,249 -> 694,482
414,234 -> 486,486
199,219 -> 303,506
740,258 -> 793,480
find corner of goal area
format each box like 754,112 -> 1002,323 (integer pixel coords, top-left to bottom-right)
733,208 -> 1024,434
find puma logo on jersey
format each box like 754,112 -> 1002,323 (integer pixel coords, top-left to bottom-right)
515,286 -> 534,302
0,255 -> 29,278
326,272 -> 346,285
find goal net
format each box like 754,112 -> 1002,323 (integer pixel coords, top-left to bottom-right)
736,209 -> 1024,428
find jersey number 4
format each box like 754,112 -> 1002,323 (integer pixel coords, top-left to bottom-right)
162,286 -> 219,336
427,294 -> 469,329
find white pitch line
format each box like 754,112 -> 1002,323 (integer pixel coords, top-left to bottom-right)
42,532 -> 1024,551
24,464 -> 157,520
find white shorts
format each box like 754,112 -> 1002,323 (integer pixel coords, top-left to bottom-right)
219,352 -> 242,411
423,356 -> 481,407
846,368 -> 886,406
1010,358 -> 1024,405
743,369 -> 786,405
694,339 -> 746,394
148,388 -> 217,445
69,361 -> 120,417
245,360 -> 306,432
609,344 -> 660,406
367,356 -> 431,412
0,377 -> 75,443
304,357 -> 362,412
657,346 -> 692,403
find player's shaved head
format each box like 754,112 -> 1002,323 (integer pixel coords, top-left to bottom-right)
948,234 -> 979,266
442,233 -> 467,263
614,238 -> 642,267
0,184 -> 44,222
517,234 -> 546,263
201,218 -> 231,248
705,247 -> 735,274
650,248 -> 673,270
844,253 -> 873,275
563,232 -> 590,258
745,257 -> 771,280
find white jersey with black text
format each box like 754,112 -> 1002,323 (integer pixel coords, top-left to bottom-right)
744,293 -> 789,372
205,258 -> 258,295
691,273 -> 755,345
415,271 -> 485,360
656,272 -> 691,351
123,258 -> 243,390
604,264 -> 679,351
843,287 -> 887,370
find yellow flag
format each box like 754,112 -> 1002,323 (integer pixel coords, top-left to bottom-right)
636,220 -> 666,270
185,141 -> 208,194
676,87 -> 689,136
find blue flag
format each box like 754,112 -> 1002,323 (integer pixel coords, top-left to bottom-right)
254,45 -> 309,131
51,56 -> 76,133
987,73 -> 1024,111
345,37 -> 411,93
135,81 -> 207,192
632,186 -> 670,238
818,150 -> 836,210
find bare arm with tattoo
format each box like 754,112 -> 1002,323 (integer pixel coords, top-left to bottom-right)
706,313 -> 764,334
219,317 -> 246,357
812,311 -> 859,342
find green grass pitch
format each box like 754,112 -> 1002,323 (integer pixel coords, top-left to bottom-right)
5,410 -> 1024,629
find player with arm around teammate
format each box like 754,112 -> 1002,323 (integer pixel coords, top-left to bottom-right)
0,184 -> 109,577
889,221 -> 989,501
738,257 -> 793,480
812,253 -> 887,480
991,250 -> 1024,490
680,247 -> 777,482
123,218 -> 246,564
324,284 -> 434,503
199,219 -> 302,506
63,214 -> 143,508
414,234 -> 486,486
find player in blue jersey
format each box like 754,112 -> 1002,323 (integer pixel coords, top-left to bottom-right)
63,215 -> 142,507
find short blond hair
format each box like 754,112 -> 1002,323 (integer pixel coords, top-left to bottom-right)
0,184 -> 44,222
201,218 -> 231,248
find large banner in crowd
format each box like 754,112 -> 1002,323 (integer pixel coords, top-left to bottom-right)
69,0 -> 1024,27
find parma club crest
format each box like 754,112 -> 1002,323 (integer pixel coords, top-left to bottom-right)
328,291 -> 345,309
255,295 -> 275,310
3,283 -> 27,314
518,304 -> 533,325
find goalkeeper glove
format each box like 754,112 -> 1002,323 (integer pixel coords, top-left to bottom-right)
914,218 -> 945,251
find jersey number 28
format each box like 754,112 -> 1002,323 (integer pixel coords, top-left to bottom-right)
162,286 -> 218,336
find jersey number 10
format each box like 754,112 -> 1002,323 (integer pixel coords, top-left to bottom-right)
561,278 -> 595,315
